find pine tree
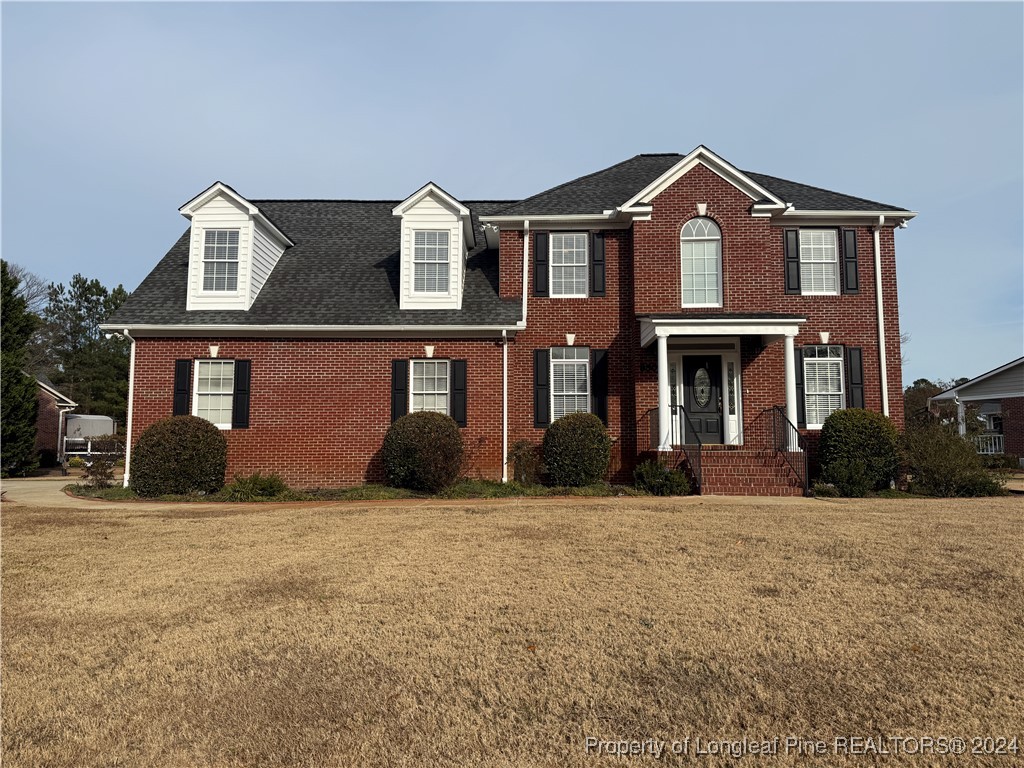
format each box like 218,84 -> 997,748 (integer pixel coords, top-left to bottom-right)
2,260 -> 40,476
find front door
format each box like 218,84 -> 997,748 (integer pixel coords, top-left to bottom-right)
683,356 -> 723,444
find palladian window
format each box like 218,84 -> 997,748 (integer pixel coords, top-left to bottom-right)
681,218 -> 722,307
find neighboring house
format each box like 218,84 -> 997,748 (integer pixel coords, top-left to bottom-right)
102,146 -> 916,495
34,376 -> 77,466
929,357 -> 1024,461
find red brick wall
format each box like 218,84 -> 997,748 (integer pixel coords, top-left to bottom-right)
130,338 -> 506,488
35,389 -> 60,456
1003,396 -> 1024,457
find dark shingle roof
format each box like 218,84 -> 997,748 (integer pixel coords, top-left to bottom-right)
108,201 -> 522,327
493,154 -> 910,216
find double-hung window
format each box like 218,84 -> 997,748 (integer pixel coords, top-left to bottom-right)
681,218 -> 722,307
799,230 -> 839,295
551,347 -> 589,420
550,233 -> 588,297
413,231 -> 450,293
803,345 -> 844,428
194,360 -> 235,429
411,360 -> 449,415
203,230 -> 239,291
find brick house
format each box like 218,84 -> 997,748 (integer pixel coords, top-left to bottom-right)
34,376 -> 77,466
103,146 -> 916,495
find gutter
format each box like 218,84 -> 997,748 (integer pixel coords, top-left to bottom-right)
98,323 -> 523,338
874,217 -> 889,417
502,329 -> 509,483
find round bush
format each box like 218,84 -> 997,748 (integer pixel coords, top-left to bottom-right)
382,411 -> 464,492
902,424 -> 1005,497
819,409 -> 898,493
542,413 -> 612,487
130,415 -> 228,497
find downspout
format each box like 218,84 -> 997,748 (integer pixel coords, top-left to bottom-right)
501,329 -> 509,483
122,329 -> 136,488
520,220 -> 530,326
873,216 -> 889,417
56,406 -> 75,466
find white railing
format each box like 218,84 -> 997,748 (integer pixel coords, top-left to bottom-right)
973,433 -> 1004,455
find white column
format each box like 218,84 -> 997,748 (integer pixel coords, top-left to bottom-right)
784,334 -> 798,450
957,400 -> 966,437
657,335 -> 671,451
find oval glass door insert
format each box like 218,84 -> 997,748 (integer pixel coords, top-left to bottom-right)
694,367 -> 711,408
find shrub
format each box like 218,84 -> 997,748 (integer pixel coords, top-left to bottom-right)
68,456 -> 86,469
542,413 -> 611,487
129,415 -> 227,497
810,481 -> 841,498
819,409 -> 899,493
508,440 -> 543,485
820,458 -> 873,498
633,459 -> 690,496
224,472 -> 290,501
38,449 -> 58,469
382,411 -> 464,492
902,424 -> 1006,497
83,456 -> 116,489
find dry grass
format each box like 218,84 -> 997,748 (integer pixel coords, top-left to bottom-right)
2,496 -> 1022,767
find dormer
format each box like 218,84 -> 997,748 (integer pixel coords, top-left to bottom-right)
392,182 -> 474,310
180,182 -> 293,311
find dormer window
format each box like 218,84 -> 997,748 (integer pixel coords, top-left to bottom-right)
413,231 -> 450,293
203,230 -> 240,292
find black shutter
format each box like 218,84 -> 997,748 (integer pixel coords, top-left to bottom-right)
391,360 -> 409,423
533,232 -> 549,297
533,349 -> 550,427
845,347 -> 865,410
842,229 -> 859,294
591,349 -> 608,425
231,360 -> 251,429
173,359 -> 192,416
794,348 -> 806,428
451,360 -> 467,427
784,229 -> 801,295
590,232 -> 606,297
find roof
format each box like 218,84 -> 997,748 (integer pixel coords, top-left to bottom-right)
107,200 -> 523,328
495,153 -> 910,216
34,375 -> 77,407
929,357 -> 1024,401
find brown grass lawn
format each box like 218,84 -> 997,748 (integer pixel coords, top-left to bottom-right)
2,496 -> 1022,767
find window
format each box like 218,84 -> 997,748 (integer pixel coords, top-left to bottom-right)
803,345 -> 844,428
799,230 -> 839,295
411,360 -> 449,415
413,231 -> 450,293
681,218 -> 721,306
194,360 -> 235,428
203,230 -> 239,292
551,347 -> 589,420
550,233 -> 588,297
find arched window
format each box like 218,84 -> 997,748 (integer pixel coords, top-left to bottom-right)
681,218 -> 722,307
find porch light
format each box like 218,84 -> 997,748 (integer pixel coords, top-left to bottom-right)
209,345 -> 219,358
424,345 -> 435,358
565,333 -> 576,347
819,332 -> 830,344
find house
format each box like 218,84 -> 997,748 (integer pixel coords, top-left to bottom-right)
34,376 -> 76,466
928,357 -> 1024,462
102,146 -> 916,495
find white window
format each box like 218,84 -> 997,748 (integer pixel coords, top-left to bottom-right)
411,360 -> 449,415
194,360 -> 235,429
550,233 -> 588,297
203,230 -> 240,292
551,347 -> 589,420
680,218 -> 722,307
799,230 -> 839,295
803,345 -> 844,428
413,231 -> 450,293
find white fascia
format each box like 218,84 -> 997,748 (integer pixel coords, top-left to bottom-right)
478,213 -> 630,229
639,316 -> 806,347
772,210 -> 918,226
179,181 -> 294,247
621,145 -> 788,210
393,181 -> 475,248
99,323 -> 522,339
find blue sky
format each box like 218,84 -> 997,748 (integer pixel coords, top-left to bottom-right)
3,2 -> 1021,386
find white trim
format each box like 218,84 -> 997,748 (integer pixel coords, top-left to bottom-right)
411,229 -> 452,296
192,359 -> 235,430
179,181 -> 293,247
549,232 -> 589,298
478,213 -> 630,228
392,182 -> 470,218
550,346 -> 590,422
501,330 -> 508,484
873,218 -> 889,416
34,378 -> 77,408
928,358 -> 1024,401
802,346 -> 845,430
640,317 -> 805,347
101,323 -> 522,339
680,217 -> 723,308
409,358 -> 450,416
122,332 -> 135,487
798,228 -> 840,297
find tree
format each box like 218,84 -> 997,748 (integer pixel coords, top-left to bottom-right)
6,262 -> 50,372
1,260 -> 40,476
903,377 -> 977,433
38,275 -> 130,425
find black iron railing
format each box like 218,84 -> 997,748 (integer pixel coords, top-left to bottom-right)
738,406 -> 808,493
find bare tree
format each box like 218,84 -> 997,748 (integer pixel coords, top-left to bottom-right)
6,263 -> 48,316
900,331 -> 911,365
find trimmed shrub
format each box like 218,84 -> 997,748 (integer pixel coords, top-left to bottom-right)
820,458 -> 872,498
819,409 -> 899,493
382,411 -> 464,492
129,415 -> 227,497
634,459 -> 690,496
508,440 -> 543,485
902,424 -> 1006,497
542,413 -> 612,487
225,472 -> 290,501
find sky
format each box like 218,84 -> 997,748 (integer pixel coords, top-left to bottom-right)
2,1 -> 1022,386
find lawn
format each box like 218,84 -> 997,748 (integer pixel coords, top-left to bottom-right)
2,496 -> 1022,767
